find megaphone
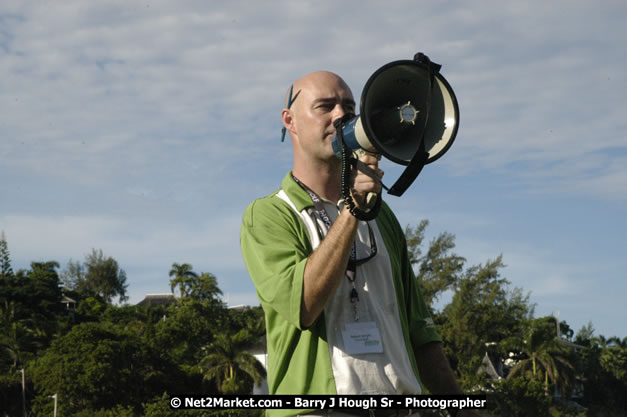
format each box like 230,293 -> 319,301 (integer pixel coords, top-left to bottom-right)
332,53 -> 459,219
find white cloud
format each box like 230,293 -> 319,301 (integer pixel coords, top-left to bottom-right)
1,212 -> 243,270
2,0 -> 626,336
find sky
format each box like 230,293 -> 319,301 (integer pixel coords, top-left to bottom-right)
1,1 -> 626,339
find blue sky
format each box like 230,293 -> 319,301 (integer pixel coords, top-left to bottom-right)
1,1 -> 626,339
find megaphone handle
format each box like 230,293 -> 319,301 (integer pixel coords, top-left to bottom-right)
352,157 -> 383,210
353,158 -> 389,192
351,157 -> 379,210
340,149 -> 381,221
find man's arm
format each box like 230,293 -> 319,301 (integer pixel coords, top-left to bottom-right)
415,341 -> 481,417
300,207 -> 358,327
300,154 -> 382,328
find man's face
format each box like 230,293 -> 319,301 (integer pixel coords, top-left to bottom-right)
289,72 -> 355,162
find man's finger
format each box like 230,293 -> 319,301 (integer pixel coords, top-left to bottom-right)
354,159 -> 388,191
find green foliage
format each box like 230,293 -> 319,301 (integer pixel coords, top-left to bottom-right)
190,272 -> 224,304
405,221 -> 466,307
573,329 -> 627,415
0,301 -> 42,371
405,219 -> 429,265
169,262 -> 199,298
199,328 -> 266,394
599,345 -> 627,382
75,296 -> 108,321
62,249 -> 129,304
152,298 -> 227,365
0,261 -> 64,372
438,256 -> 532,384
491,376 -> 552,417
0,231 -> 13,279
0,221 -> 625,416
508,317 -> 577,397
550,404 -> 587,417
169,263 -> 224,305
227,306 -> 265,337
29,321 -> 173,416
26,261 -> 64,331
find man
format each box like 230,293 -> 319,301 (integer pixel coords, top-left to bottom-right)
241,71 -> 479,417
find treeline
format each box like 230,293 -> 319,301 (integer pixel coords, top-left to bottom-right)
0,224 -> 626,416
0,234 -> 264,417
404,221 -> 626,417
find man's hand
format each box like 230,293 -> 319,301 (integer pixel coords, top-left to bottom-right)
350,151 -> 383,208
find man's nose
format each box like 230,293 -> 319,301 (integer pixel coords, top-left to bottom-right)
331,104 -> 347,124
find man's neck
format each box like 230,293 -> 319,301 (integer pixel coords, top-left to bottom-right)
292,161 -> 342,203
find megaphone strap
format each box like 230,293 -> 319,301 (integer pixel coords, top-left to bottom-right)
384,53 -> 441,196
387,139 -> 429,197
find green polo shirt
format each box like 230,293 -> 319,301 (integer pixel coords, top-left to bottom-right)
240,173 -> 440,417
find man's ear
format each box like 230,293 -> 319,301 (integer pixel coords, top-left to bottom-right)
281,109 -> 296,135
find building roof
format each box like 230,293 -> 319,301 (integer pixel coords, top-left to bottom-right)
61,295 -> 76,304
477,352 -> 502,380
136,293 -> 177,307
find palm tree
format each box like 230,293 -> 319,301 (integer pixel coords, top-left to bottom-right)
593,335 -> 627,384
169,263 -> 198,298
0,301 -> 42,370
189,272 -> 223,303
199,329 -> 266,394
508,322 -> 576,396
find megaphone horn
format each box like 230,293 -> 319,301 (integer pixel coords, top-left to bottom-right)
333,52 -> 459,220
332,52 -> 459,219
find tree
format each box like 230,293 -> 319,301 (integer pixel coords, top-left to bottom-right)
60,258 -> 85,290
571,325 -> 627,414
405,221 -> 466,307
29,321 -> 171,416
189,272 -> 223,304
199,328 -> 266,394
405,220 -> 429,265
62,249 -> 128,304
0,261 -> 63,372
169,263 -> 198,298
28,261 -> 64,332
0,301 -> 42,371
0,231 -> 13,279
152,297 -> 227,365
491,376 -> 551,417
508,317 -> 576,397
438,256 -> 533,385
227,306 -> 265,339
599,344 -> 627,384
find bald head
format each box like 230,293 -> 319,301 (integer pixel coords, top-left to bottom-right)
284,71 -> 354,112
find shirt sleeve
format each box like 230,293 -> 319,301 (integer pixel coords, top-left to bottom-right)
377,202 -> 441,348
403,252 -> 442,348
240,195 -> 312,330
